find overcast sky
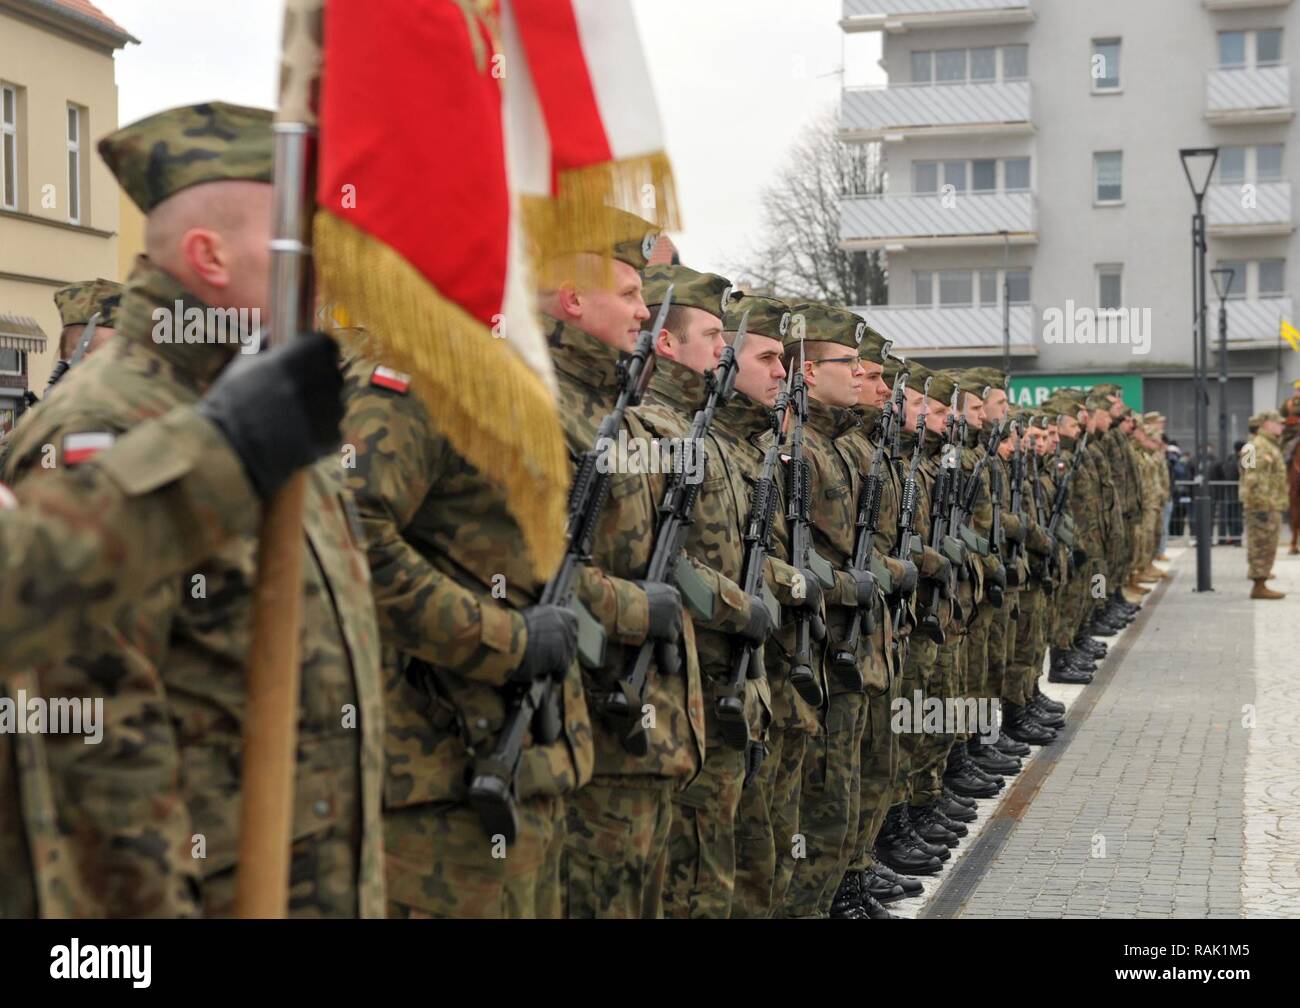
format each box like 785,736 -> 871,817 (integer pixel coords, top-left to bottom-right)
94,0 -> 882,275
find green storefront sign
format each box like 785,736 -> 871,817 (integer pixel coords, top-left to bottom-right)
1008,373 -> 1143,412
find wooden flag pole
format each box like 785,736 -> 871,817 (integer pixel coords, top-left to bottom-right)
234,0 -> 322,918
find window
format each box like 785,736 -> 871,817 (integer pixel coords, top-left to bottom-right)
1217,260 -> 1247,299
1257,28 -> 1282,66
67,104 -> 81,224
979,270 -> 998,306
1259,259 -> 1285,298
1006,270 -> 1031,305
943,160 -> 967,193
913,162 -> 938,194
970,47 -> 997,82
1094,151 -> 1123,203
1002,45 -> 1028,80
1098,266 -> 1123,310
1218,146 -> 1246,183
1092,39 -> 1121,90
972,159 -> 997,193
1004,158 -> 1031,192
936,49 -> 967,83
0,348 -> 20,374
1257,144 -> 1283,180
914,271 -> 934,306
1219,31 -> 1246,68
1,84 -> 16,211
911,51 -> 932,84
939,270 -> 973,306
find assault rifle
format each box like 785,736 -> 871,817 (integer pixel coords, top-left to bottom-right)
717,379 -> 787,751
1045,429 -> 1089,574
891,374 -> 931,664
1005,421 -> 1025,585
41,311 -> 101,397
831,365 -> 908,686
603,311 -> 750,754
786,335 -> 833,707
467,289 -> 672,842
918,387 -> 964,644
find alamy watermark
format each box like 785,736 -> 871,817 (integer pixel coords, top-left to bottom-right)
151,303 -> 263,354
0,690 -> 103,744
1042,301 -> 1151,356
595,431 -> 705,484
891,690 -> 998,743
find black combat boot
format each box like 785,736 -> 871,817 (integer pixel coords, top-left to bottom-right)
929,803 -> 969,837
861,892 -> 897,919
943,784 -> 978,809
862,865 -> 907,904
943,756 -> 1001,798
938,790 -> 978,823
968,735 -> 1021,776
829,872 -> 871,919
1027,694 -> 1065,728
902,804 -> 952,859
1033,685 -> 1066,715
1003,701 -> 1057,744
994,728 -> 1031,757
872,862 -> 924,897
910,803 -> 960,849
1073,635 -> 1107,659
875,806 -> 944,876
1048,660 -> 1093,685
1087,617 -> 1119,638
954,746 -> 1005,790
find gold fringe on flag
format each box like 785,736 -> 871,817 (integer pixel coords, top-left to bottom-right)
520,150 -> 681,269
314,210 -> 568,580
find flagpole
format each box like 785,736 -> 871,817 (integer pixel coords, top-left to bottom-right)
234,0 -> 321,918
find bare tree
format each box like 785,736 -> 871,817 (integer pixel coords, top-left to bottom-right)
728,106 -> 887,308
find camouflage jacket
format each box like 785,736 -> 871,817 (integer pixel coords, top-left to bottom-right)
340,355 -> 593,817
1241,430 -> 1288,511
1059,436 -> 1104,560
547,317 -> 705,780
635,358 -> 772,732
1087,438 -> 1122,541
1,260 -> 385,919
801,397 -> 890,693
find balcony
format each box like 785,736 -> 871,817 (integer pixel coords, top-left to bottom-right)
852,303 -> 1037,356
841,80 -> 1033,141
841,0 -> 1034,33
1203,0 -> 1291,10
1221,297 -> 1294,349
840,190 -> 1037,250
1207,181 -> 1293,237
1205,66 -> 1293,124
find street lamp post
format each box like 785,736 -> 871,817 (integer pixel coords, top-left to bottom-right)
1001,229 -> 1011,377
1180,147 -> 1219,593
1210,267 -> 1235,519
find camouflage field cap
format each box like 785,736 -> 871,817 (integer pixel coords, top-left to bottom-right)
1250,408 -> 1283,426
882,353 -> 910,387
724,292 -> 791,340
54,278 -> 123,328
963,366 -> 1008,396
1091,382 -> 1123,399
946,369 -> 988,400
859,326 -> 890,366
1084,391 -> 1111,410
923,367 -> 958,406
785,302 -> 871,354
1143,410 -> 1165,423
99,102 -> 273,213
642,264 -> 731,319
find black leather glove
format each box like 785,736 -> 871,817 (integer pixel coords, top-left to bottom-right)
893,558 -> 918,597
846,568 -> 879,607
737,594 -> 773,646
636,581 -> 682,642
787,569 -> 823,612
198,332 -> 343,498
513,604 -> 579,682
1072,547 -> 1088,569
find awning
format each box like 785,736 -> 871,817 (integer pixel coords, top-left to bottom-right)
0,313 -> 48,353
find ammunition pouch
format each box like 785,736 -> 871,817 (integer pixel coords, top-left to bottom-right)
572,599 -> 607,671
673,554 -> 716,621
868,553 -> 893,596
958,523 -> 990,557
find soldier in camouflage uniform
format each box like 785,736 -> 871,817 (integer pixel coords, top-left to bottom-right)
1241,410 -> 1288,600
714,291 -> 827,919
1,102 -> 385,918
775,304 -> 894,919
635,271 -> 775,919
539,234 -> 707,919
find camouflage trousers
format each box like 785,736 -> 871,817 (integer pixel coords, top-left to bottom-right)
1005,585 -> 1045,707
385,795 -> 564,918
562,776 -> 674,919
783,689 -> 867,918
663,708 -> 745,919
889,639 -> 937,808
849,681 -> 901,873
986,595 -> 1014,703
732,726 -> 807,918
909,638 -> 962,806
1247,510 -> 1281,579
962,603 -> 996,725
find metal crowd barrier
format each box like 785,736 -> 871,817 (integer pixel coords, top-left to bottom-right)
1167,479 -> 1243,548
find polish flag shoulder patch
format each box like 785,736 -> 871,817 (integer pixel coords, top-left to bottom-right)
63,431 -> 116,466
0,482 -> 16,510
370,366 -> 411,394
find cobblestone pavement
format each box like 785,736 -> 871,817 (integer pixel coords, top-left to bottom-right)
895,541 -> 1299,920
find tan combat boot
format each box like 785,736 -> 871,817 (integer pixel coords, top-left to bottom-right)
1251,579 -> 1286,600
1127,577 -> 1152,596
1143,563 -> 1171,581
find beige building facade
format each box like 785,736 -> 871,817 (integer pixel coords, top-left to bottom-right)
0,0 -> 134,434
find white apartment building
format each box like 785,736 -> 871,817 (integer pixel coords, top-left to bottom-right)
839,0 -> 1300,453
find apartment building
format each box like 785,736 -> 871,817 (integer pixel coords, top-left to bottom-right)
0,0 -> 135,435
839,0 -> 1300,452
